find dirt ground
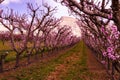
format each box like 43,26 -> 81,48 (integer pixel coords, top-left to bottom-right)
86,49 -> 110,80
0,45 -> 111,80
0,48 -> 71,79
46,48 -> 110,80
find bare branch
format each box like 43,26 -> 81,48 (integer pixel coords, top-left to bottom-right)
0,0 -> 4,3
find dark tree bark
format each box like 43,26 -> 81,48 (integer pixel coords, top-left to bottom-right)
15,53 -> 21,68
58,0 -> 120,32
0,0 -> 4,3
112,0 -> 120,31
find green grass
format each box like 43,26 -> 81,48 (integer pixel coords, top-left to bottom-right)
8,62 -> 57,80
0,41 -> 110,80
0,41 -> 16,62
0,41 -> 96,80
0,41 -> 84,80
59,41 -> 90,80
0,41 -> 43,63
0,41 -> 12,51
0,41 -> 72,63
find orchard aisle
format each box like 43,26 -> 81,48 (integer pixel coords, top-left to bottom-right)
46,41 -> 110,80
86,48 -> 110,80
0,41 -> 110,80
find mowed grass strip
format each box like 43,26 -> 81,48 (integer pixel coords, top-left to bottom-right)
58,41 -> 110,80
61,42 -> 89,80
54,41 -> 91,80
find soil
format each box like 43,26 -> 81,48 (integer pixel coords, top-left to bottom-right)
46,48 -> 111,80
0,45 -> 111,80
87,49 -> 110,80
0,47 -> 71,79
46,51 -> 80,80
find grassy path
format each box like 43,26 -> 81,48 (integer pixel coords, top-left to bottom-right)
0,41 -> 110,80
46,41 -> 110,80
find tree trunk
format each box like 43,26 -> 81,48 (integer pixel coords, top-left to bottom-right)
27,53 -> 31,64
2,40 -> 4,45
15,53 -> 20,68
34,51 -> 38,60
111,62 -> 115,80
107,58 -> 110,70
112,0 -> 120,31
0,56 -> 3,72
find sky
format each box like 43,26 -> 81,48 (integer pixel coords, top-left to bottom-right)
0,0 -> 82,37
0,0 -> 70,18
0,0 -> 81,37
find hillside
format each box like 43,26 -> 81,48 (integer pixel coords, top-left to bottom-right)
60,16 -> 81,37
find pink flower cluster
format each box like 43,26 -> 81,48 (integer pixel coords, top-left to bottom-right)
101,25 -> 120,60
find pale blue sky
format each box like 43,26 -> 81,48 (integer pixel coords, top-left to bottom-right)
0,0 -> 70,18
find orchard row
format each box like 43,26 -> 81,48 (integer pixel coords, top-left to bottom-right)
0,3 -> 80,72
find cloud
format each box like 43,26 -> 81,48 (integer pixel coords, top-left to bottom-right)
1,0 -> 21,5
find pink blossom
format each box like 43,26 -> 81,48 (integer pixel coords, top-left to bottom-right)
111,25 -> 118,33
115,54 -> 120,59
107,46 -> 113,53
101,60 -> 106,64
103,51 -> 107,57
114,33 -> 119,39
108,53 -> 116,60
108,13 -> 113,19
101,25 -> 105,32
